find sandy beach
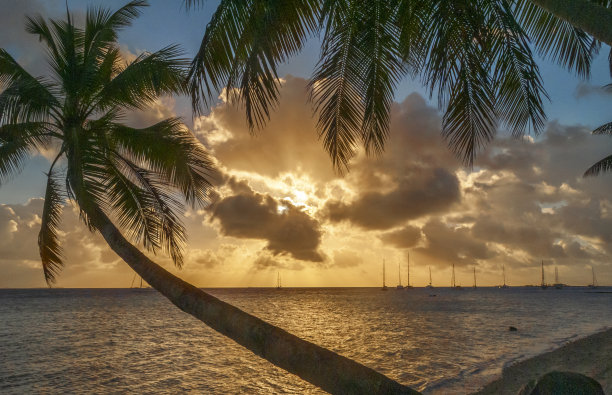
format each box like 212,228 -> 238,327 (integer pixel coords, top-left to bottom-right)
475,327 -> 612,394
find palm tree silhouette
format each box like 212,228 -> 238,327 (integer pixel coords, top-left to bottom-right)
0,1 -> 415,393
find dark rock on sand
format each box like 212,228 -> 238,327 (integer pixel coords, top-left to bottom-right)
517,371 -> 604,395
509,326 -> 518,331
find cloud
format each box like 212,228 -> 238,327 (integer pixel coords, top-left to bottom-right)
195,75 -> 337,181
208,181 -> 325,262
332,249 -> 363,268
379,225 -> 422,249
323,168 -> 460,230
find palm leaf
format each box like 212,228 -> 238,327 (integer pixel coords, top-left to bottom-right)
96,45 -> 188,111
593,121 -> 612,135
188,0 -> 319,129
515,0 -> 597,78
106,152 -> 187,267
309,0 -> 365,173
38,168 -> 64,285
0,122 -> 55,183
358,0 -> 405,156
489,0 -> 548,136
90,117 -> 213,206
0,49 -> 59,124
584,154 -> 612,176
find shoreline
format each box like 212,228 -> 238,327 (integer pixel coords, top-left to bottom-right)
474,327 -> 612,394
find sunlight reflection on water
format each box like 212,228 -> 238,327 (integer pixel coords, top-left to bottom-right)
1,287 -> 611,394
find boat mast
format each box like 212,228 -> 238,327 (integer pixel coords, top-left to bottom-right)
407,251 -> 410,287
398,261 -> 402,286
502,264 -> 506,287
473,267 -> 477,288
277,271 -> 281,289
429,266 -> 432,287
541,260 -> 545,287
383,259 -> 386,288
452,263 -> 456,287
140,276 -> 143,288
555,267 -> 559,284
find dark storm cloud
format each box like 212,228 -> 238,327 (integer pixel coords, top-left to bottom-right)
324,168 -> 460,230
416,220 -> 497,268
208,183 -> 324,262
379,225 -> 422,249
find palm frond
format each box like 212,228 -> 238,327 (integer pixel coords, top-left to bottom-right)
96,45 -> 188,111
0,122 -> 55,184
584,154 -> 612,176
105,152 -> 187,267
0,49 -> 59,124
309,0 -> 365,173
89,117 -> 214,207
38,166 -> 65,285
81,1 -> 148,105
419,0 -> 497,166
188,0 -> 319,129
593,121 -> 612,135
359,0 -> 405,156
442,55 -> 497,166
515,0 -> 597,78
489,0 -> 548,136
84,0 -> 147,57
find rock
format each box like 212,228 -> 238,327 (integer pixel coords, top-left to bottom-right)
516,379 -> 536,395
517,371 -> 604,395
509,326 -> 518,331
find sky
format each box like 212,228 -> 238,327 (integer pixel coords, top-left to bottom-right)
1,0 -> 612,288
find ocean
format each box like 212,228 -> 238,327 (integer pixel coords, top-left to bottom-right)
1,287 -> 611,394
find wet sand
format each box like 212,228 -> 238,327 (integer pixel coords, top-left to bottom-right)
475,327 -> 612,394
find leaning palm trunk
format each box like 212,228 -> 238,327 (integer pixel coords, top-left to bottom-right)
91,209 -> 417,395
529,0 -> 612,46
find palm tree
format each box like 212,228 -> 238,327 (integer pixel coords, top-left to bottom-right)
0,2 -> 416,394
187,0 -> 607,172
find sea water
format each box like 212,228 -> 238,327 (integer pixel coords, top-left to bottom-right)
1,287 -> 611,394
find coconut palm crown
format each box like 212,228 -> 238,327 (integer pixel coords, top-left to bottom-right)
187,0 -> 610,172
0,0 -> 213,284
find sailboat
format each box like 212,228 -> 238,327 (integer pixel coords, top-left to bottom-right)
381,259 -> 388,291
396,260 -> 404,290
276,271 -> 282,290
130,272 -> 148,289
405,251 -> 413,289
499,264 -> 509,288
473,266 -> 477,289
588,266 -> 598,289
553,267 -> 564,289
451,263 -> 463,290
426,266 -> 434,289
540,260 -> 548,289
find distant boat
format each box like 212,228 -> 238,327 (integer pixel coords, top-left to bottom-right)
276,271 -> 282,290
130,273 -> 148,289
540,260 -> 548,289
499,264 -> 509,288
588,266 -> 598,289
451,263 -> 463,290
473,266 -> 477,289
426,266 -> 434,289
396,260 -> 404,290
381,259 -> 388,291
405,251 -> 413,289
553,267 -> 564,289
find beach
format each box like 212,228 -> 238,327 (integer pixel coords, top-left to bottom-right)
475,327 -> 612,394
